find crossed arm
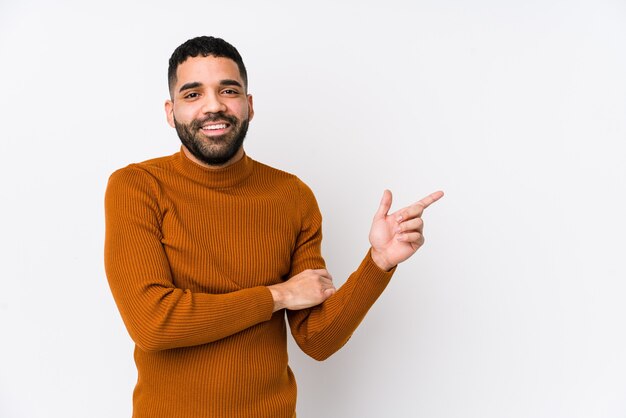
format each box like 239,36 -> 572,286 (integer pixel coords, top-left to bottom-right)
105,167 -> 442,354
267,189 -> 444,312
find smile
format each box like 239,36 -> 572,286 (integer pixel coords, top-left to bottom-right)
201,123 -> 229,131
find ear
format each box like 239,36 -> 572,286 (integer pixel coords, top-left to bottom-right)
247,94 -> 254,122
165,99 -> 175,128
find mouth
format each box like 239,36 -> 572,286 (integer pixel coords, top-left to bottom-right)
200,122 -> 231,136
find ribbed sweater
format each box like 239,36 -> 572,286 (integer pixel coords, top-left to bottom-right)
104,148 -> 395,418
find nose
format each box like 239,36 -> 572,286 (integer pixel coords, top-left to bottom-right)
201,92 -> 227,114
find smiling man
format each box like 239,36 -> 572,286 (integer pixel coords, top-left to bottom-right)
104,36 -> 443,418
167,55 -> 252,167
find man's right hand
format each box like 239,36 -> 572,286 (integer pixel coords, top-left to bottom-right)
268,269 -> 336,312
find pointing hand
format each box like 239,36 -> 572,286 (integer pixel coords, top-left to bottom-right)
369,190 -> 444,271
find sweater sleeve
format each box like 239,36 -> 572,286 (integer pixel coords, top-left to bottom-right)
104,167 -> 275,352
286,179 -> 396,361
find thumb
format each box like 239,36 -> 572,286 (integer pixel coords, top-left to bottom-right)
374,189 -> 392,220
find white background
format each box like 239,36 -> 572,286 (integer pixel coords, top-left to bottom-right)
1,1 -> 625,417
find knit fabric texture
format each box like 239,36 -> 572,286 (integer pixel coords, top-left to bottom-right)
104,148 -> 395,417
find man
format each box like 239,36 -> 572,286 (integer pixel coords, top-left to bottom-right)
104,36 -> 443,418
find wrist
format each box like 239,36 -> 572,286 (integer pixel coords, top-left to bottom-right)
370,248 -> 394,272
267,285 -> 288,312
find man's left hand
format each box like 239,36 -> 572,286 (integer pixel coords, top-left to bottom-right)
369,190 -> 444,271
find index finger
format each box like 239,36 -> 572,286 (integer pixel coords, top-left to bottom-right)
415,190 -> 444,209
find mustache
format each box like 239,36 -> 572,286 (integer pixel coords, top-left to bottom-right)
190,113 -> 238,130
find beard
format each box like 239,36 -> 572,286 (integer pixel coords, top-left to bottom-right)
174,112 -> 249,166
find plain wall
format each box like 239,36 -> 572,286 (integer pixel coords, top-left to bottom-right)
1,0 -> 625,417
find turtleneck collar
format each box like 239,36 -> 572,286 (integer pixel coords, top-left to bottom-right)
174,146 -> 254,189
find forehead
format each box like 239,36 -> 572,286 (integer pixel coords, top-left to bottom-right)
174,56 -> 242,88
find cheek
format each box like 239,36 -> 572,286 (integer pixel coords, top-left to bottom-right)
173,105 -> 198,124
232,103 -> 250,120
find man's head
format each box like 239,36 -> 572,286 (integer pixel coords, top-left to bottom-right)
165,36 -> 253,167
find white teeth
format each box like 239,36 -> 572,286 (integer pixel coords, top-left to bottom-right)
202,124 -> 227,130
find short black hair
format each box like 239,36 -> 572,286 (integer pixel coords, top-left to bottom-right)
168,36 -> 248,97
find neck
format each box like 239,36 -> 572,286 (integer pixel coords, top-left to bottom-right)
181,146 -> 245,169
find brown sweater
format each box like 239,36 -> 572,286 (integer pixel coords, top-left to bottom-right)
104,148 -> 395,417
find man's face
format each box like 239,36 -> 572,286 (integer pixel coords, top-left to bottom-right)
165,56 -> 254,167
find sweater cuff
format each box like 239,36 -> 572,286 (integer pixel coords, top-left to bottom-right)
366,247 -> 397,275
252,286 -> 277,320
357,248 -> 396,292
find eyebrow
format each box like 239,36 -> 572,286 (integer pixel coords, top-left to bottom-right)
178,79 -> 243,94
178,81 -> 202,93
219,79 -> 243,88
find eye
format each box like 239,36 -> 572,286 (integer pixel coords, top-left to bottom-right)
184,92 -> 200,99
222,89 -> 239,95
